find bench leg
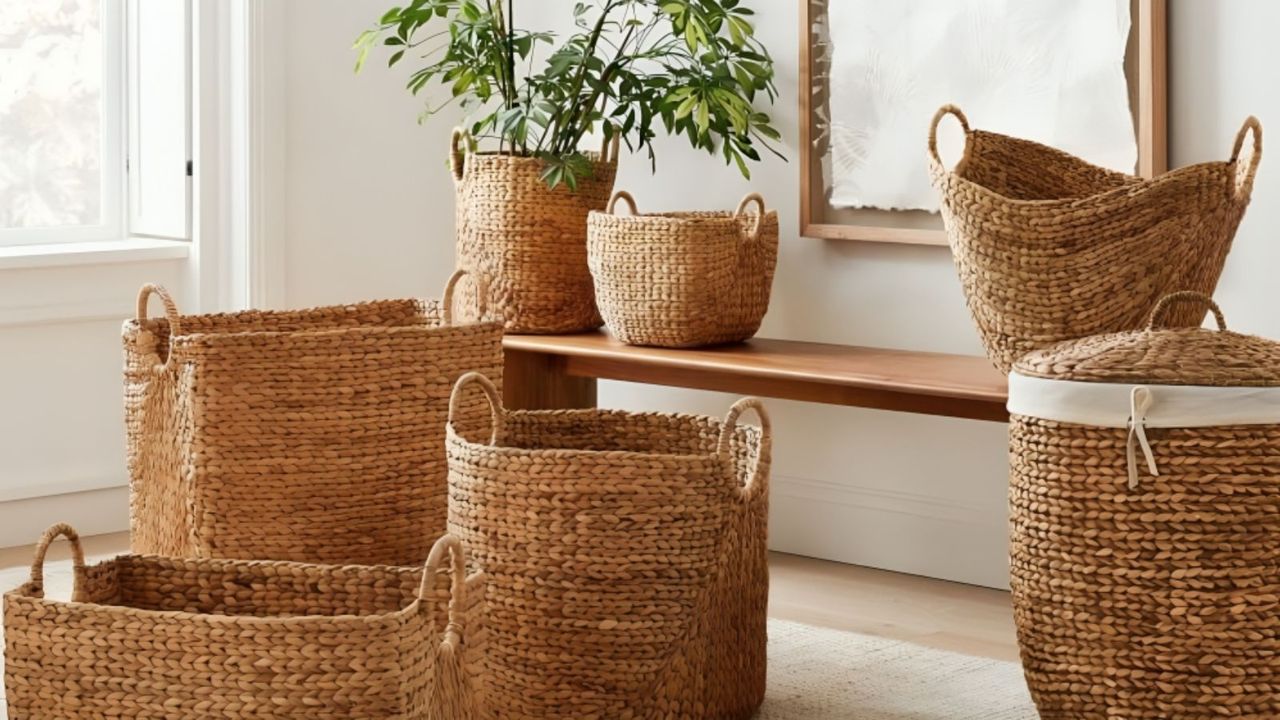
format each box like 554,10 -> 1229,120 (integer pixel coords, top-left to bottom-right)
503,348 -> 598,411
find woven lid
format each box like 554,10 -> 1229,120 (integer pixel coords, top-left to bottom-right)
1014,292 -> 1280,387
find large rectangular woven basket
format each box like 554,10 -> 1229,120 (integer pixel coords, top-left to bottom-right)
122,270 -> 503,566
3,525 -> 488,719
445,372 -> 771,720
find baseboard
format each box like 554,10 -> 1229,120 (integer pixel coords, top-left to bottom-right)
771,474 -> 1010,590
0,487 -> 129,549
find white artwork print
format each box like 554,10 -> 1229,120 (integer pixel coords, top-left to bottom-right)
826,0 -> 1138,212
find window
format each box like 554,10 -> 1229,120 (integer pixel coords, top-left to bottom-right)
0,0 -> 190,248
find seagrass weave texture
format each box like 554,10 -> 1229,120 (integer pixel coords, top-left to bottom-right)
445,372 -> 771,720
929,104 -> 1263,373
3,525 -> 488,719
122,270 -> 503,566
452,130 -> 619,334
1009,294 -> 1280,719
587,191 -> 779,347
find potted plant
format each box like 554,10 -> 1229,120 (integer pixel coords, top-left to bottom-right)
357,0 -> 781,333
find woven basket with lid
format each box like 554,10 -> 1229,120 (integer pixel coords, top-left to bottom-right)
1008,292 -> 1280,719
930,104 -> 1263,373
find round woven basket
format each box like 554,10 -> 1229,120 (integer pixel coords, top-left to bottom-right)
3,525 -> 489,719
587,191 -> 779,347
929,104 -> 1263,373
1008,292 -> 1280,719
445,372 -> 771,719
452,130 -> 620,334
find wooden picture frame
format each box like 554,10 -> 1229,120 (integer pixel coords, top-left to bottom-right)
799,0 -> 1168,245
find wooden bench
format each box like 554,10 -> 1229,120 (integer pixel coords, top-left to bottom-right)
503,331 -> 1008,422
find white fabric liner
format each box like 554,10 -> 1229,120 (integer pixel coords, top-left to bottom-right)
1008,372 -> 1280,428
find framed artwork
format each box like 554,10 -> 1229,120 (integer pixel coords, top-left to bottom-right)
800,0 -> 1168,245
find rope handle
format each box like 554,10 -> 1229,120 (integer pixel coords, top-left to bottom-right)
1146,291 -> 1227,331
137,284 -> 182,337
448,372 -> 504,445
928,104 -> 971,169
735,193 -> 767,241
441,268 -> 490,325
450,128 -> 472,184
716,398 -> 772,499
600,132 -> 622,165
29,523 -> 86,601
607,190 -> 639,216
1230,116 -> 1263,199
418,534 -> 468,649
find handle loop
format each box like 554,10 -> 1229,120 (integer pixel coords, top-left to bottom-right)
928,104 -> 971,169
1230,116 -> 1263,199
600,132 -> 622,165
419,534 -> 468,649
735,193 -> 767,241
137,284 -> 182,337
450,128 -> 471,184
716,398 -> 772,499
607,191 -> 639,216
30,523 -> 86,602
448,372 -> 504,445
442,268 -> 490,325
1146,291 -> 1227,331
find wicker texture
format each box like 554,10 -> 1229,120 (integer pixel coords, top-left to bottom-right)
587,191 -> 779,347
4,525 -> 488,719
445,373 -> 771,719
929,104 -> 1263,373
452,130 -> 619,334
122,271 -> 503,566
1009,294 -> 1280,719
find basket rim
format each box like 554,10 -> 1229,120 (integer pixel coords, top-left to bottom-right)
3,554 -> 485,627
588,209 -> 781,225
446,407 -> 759,466
931,130 -> 1239,211
124,308 -> 504,344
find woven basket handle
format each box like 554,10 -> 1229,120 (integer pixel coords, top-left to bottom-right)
717,398 -> 772,500
136,283 -> 182,371
600,132 -> 622,165
928,104 -> 971,170
1146,291 -> 1227,331
30,523 -> 86,602
442,268 -> 490,325
607,191 -> 639,216
419,534 -> 468,648
735,193 -> 767,241
450,128 -> 472,184
448,372 -> 504,445
1230,116 -> 1263,199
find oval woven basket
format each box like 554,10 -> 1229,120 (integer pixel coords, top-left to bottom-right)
445,372 -> 771,720
929,104 -> 1263,373
587,191 -> 780,347
452,130 -> 619,334
3,525 -> 488,719
122,270 -> 503,566
1008,293 -> 1280,719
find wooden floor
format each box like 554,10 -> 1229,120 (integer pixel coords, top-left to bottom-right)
0,533 -> 1019,663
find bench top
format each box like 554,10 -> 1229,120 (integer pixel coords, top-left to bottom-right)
503,332 -> 1008,422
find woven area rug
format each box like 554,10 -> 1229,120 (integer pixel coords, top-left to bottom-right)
1,556 -> 1036,718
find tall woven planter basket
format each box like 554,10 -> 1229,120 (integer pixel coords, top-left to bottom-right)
445,373 -> 771,719
122,270 -> 503,566
4,525 -> 488,719
1008,292 -> 1280,719
452,130 -> 620,334
587,191 -> 780,347
929,104 -> 1263,373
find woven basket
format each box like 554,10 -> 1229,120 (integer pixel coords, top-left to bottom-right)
587,191 -> 779,347
452,130 -> 620,334
929,104 -> 1263,373
445,372 -> 771,719
4,525 -> 488,719
122,270 -> 503,566
1008,292 -> 1280,719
